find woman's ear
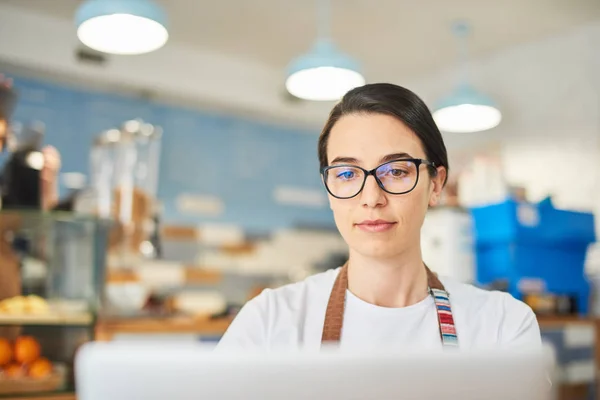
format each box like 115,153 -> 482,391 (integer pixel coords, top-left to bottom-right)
428,167 -> 447,207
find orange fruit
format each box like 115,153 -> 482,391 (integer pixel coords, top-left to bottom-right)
14,336 -> 41,364
0,338 -> 12,366
28,357 -> 52,379
3,363 -> 25,378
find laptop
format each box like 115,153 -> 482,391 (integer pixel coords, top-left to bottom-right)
75,342 -> 555,400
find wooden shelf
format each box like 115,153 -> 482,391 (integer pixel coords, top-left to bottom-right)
536,315 -> 594,327
9,395 -> 75,400
106,266 -> 223,285
160,225 -> 199,241
95,316 -> 232,341
183,268 -> 222,285
0,312 -> 93,326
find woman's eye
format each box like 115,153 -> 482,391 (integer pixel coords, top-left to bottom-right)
337,170 -> 355,180
390,169 -> 406,177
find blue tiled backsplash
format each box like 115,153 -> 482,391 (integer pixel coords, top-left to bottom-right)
5,74 -> 335,233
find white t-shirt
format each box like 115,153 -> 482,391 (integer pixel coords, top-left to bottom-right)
217,268 -> 541,351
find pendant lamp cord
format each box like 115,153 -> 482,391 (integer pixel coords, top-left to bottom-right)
318,0 -> 331,40
453,20 -> 471,86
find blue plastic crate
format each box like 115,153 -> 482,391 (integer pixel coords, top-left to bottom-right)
476,243 -> 590,286
475,243 -> 591,314
471,198 -> 595,246
471,198 -> 595,315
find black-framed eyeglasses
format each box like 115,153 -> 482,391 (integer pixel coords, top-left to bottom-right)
320,158 -> 437,199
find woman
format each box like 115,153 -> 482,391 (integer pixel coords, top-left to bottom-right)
218,83 -> 540,351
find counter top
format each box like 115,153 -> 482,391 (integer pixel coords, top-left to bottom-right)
94,314 -> 600,340
94,316 -> 233,340
536,314 -> 595,326
10,395 -> 75,400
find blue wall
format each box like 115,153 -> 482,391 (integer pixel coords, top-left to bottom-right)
6,74 -> 335,232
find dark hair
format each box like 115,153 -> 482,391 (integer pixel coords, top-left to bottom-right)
318,83 -> 449,185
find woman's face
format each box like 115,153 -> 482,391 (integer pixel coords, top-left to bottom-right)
325,113 -> 446,259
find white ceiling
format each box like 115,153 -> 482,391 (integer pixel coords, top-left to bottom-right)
3,0 -> 600,81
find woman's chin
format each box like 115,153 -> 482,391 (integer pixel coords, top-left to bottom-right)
351,241 -> 403,259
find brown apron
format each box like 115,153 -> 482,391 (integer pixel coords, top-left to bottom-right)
321,263 -> 459,347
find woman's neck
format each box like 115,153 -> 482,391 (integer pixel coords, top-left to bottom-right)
346,248 -> 429,308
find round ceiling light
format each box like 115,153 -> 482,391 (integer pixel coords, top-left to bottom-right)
433,84 -> 502,133
432,21 -> 502,133
286,39 -> 365,101
75,0 -> 168,55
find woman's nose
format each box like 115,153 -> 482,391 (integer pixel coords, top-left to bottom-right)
360,175 -> 387,208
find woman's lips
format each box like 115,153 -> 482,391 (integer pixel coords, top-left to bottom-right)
355,220 -> 397,233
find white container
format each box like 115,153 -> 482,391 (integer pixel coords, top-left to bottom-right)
421,207 -> 475,283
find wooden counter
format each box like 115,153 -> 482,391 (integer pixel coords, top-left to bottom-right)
537,314 -> 594,326
95,316 -> 233,341
10,395 -> 75,400
537,315 -> 600,400
95,314 -> 599,342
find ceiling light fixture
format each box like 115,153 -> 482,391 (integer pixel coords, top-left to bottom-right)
433,21 -> 501,133
75,0 -> 169,55
285,0 -> 365,101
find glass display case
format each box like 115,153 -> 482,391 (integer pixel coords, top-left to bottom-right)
0,210 -> 110,398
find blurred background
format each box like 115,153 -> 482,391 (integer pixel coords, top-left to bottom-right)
0,0 -> 600,399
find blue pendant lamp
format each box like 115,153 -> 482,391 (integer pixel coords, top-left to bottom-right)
433,22 -> 501,133
75,0 -> 168,55
285,0 -> 365,101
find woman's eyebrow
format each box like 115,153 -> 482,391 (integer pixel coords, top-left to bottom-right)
330,152 -> 414,165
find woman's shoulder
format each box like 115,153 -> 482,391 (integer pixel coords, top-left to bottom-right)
441,277 -> 533,315
440,277 -> 541,346
217,268 -> 341,350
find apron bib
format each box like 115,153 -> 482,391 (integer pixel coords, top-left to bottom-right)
321,263 -> 459,348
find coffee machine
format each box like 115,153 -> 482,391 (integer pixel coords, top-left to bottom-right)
0,123 -> 45,210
